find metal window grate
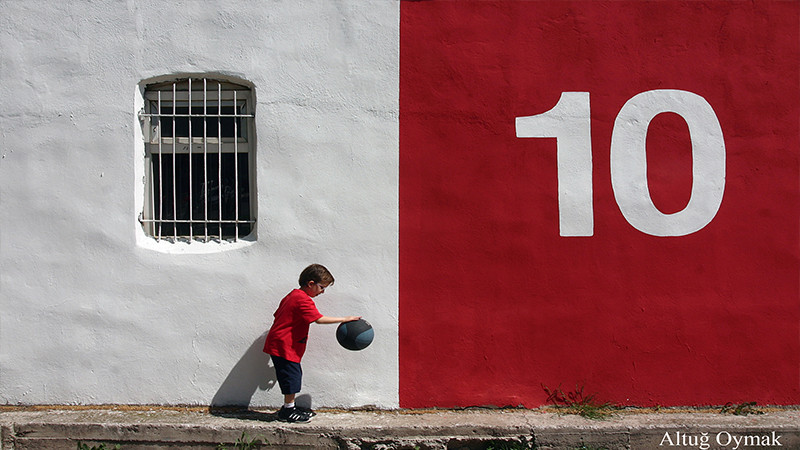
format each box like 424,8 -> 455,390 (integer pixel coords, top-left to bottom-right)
139,78 -> 255,243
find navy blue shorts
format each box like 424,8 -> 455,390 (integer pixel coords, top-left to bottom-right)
271,355 -> 303,395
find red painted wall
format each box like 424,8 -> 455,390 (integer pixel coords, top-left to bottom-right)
400,1 -> 799,408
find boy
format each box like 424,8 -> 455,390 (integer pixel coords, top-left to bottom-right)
263,264 -> 360,423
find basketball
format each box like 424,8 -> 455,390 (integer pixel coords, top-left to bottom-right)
336,319 -> 374,351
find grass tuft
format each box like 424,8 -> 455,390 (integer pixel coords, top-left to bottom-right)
77,443 -> 120,450
216,431 -> 265,449
720,401 -> 764,416
542,384 -> 617,420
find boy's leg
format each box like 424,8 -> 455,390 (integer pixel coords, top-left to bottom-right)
270,355 -> 303,397
270,355 -> 312,423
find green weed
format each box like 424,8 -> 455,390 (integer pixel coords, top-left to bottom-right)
720,401 -> 764,416
485,441 -> 535,449
77,443 -> 121,450
542,384 -> 616,420
216,431 -> 265,449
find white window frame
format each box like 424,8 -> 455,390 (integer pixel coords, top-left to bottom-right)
137,77 -> 256,249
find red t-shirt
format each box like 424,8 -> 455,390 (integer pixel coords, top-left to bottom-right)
263,289 -> 323,362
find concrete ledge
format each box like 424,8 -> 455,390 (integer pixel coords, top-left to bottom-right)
1,407 -> 798,449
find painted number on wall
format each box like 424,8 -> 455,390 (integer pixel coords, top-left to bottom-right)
516,90 -> 726,237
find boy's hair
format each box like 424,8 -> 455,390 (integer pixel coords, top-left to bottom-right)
298,264 -> 335,287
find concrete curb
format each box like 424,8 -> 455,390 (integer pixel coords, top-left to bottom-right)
1,407 -> 799,449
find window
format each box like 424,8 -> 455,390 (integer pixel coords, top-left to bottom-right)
138,78 -> 255,243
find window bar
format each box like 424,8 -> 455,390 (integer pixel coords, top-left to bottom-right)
150,102 -> 158,240
203,78 -> 209,242
188,78 -> 193,241
157,90 -> 164,241
234,89 -> 239,241
149,148 -> 156,239
172,81 -> 177,241
218,81 -> 223,240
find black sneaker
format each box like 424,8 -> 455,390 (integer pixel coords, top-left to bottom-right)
277,406 -> 312,423
296,406 -> 316,417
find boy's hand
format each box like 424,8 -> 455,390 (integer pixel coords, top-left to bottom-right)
344,316 -> 362,322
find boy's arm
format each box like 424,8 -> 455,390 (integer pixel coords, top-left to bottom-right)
314,316 -> 361,324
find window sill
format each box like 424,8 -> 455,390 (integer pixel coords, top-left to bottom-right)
135,234 -> 256,254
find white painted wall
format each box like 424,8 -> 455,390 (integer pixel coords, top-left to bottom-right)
0,0 -> 399,408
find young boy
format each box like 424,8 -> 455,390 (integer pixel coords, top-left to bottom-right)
263,264 -> 360,423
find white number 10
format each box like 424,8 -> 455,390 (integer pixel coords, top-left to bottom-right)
515,90 -> 726,237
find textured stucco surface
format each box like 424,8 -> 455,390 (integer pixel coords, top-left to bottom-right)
0,0 -> 399,408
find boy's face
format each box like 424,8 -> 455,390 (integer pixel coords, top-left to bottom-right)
307,280 -> 330,298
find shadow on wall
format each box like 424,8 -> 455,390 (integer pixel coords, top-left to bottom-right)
210,333 -> 277,407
